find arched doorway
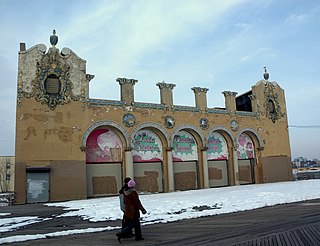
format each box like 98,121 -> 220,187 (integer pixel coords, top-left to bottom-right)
172,130 -> 199,191
237,133 -> 255,184
207,131 -> 229,187
131,129 -> 164,193
86,127 -> 123,197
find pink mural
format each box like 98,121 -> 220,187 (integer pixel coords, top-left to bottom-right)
86,129 -> 122,163
132,130 -> 163,162
237,133 -> 254,159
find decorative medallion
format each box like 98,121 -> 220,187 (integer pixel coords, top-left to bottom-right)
230,120 -> 239,131
123,113 -> 135,127
199,118 -> 209,130
164,116 -> 175,128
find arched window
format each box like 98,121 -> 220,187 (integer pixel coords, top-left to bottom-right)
268,99 -> 276,114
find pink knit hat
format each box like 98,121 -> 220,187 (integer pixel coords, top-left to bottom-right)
128,179 -> 136,188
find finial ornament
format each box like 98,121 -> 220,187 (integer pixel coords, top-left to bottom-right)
50,29 -> 58,46
263,66 -> 269,80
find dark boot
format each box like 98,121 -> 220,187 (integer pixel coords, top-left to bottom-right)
116,232 -> 122,243
135,237 -> 144,241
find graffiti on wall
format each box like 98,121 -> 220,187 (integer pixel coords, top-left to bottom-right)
237,133 -> 254,159
132,130 -> 163,162
86,129 -> 122,163
207,132 -> 228,160
172,131 -> 198,162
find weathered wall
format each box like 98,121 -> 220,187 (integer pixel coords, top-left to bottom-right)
262,156 -> 293,183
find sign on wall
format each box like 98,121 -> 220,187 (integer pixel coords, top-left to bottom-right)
237,133 -> 254,159
132,130 -> 163,162
207,132 -> 228,160
172,131 -> 198,162
86,129 -> 122,163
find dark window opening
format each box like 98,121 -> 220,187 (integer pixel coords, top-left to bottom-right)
44,74 -> 61,97
268,99 -> 276,113
236,91 -> 252,112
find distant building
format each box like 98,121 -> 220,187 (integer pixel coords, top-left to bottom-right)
293,157 -> 318,168
0,156 -> 15,192
14,31 -> 292,204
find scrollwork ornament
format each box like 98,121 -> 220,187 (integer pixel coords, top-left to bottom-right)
34,47 -> 73,110
264,82 -> 285,123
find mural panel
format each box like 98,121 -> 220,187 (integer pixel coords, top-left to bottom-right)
237,133 -> 254,159
207,132 -> 228,160
173,131 -> 198,162
132,130 -> 163,162
86,129 -> 122,163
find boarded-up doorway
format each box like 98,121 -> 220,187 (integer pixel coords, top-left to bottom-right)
208,160 -> 229,187
173,161 -> 199,191
238,159 -> 255,184
133,162 -> 164,193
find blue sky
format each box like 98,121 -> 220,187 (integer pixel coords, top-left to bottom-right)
0,0 -> 319,159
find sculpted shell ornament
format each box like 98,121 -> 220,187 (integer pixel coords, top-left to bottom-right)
34,47 -> 75,110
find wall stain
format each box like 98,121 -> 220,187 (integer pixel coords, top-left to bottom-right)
24,127 -> 37,140
21,112 -> 63,123
44,127 -> 77,142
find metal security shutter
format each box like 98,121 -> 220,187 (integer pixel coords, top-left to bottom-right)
26,171 -> 49,203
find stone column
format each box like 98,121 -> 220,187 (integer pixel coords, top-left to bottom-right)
222,91 -> 237,115
125,147 -> 134,178
192,87 -> 209,111
156,82 -> 176,110
117,78 -> 138,105
201,147 -> 209,188
233,148 -> 240,185
166,147 -> 175,192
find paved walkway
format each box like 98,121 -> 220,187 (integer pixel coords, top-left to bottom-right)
1,199 -> 320,245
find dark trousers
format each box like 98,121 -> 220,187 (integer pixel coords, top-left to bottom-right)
121,215 -> 133,237
121,218 -> 143,240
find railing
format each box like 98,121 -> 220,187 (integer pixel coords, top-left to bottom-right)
0,192 -> 15,206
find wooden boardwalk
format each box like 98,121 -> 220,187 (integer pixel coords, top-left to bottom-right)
233,223 -> 320,246
2,199 -> 320,245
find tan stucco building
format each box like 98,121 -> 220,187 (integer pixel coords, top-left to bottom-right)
14,31 -> 292,204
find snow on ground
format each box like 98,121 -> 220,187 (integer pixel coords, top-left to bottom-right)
1,180 -> 320,244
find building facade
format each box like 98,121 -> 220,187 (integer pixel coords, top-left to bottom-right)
0,156 -> 15,193
14,31 -> 292,204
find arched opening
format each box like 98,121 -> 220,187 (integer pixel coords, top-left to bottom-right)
131,129 -> 164,193
172,130 -> 199,191
268,99 -> 276,114
85,127 -> 124,197
207,131 -> 229,187
237,133 -> 255,184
